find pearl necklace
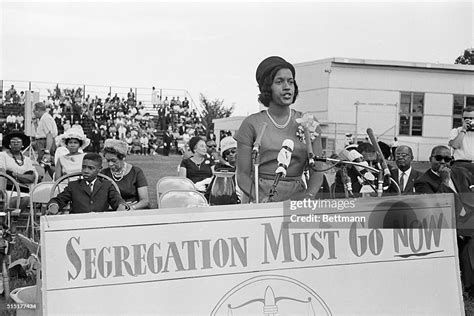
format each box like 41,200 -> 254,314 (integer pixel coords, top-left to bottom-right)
112,162 -> 127,182
12,152 -> 24,166
266,110 -> 292,129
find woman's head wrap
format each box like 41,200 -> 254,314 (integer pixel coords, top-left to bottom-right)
256,56 -> 296,92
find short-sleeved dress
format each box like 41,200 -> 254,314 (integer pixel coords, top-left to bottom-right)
58,153 -> 86,175
234,109 -> 308,202
180,156 -> 214,183
0,151 -> 36,193
101,165 -> 148,203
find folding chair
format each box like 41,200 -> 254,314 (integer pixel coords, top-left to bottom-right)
156,176 -> 196,200
158,189 -> 208,209
0,171 -> 21,228
27,182 -> 56,241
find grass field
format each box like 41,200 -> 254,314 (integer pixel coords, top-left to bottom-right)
2,154 -> 474,314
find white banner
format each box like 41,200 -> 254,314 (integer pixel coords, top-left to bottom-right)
41,194 -> 464,315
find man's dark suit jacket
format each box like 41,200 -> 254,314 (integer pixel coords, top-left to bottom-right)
48,178 -> 125,214
414,166 -> 474,218
386,168 -> 423,195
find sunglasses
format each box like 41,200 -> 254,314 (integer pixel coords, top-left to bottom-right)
463,117 -> 474,120
432,155 -> 453,162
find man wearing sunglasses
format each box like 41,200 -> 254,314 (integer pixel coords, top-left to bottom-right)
415,145 -> 472,199
415,145 -> 474,293
449,106 -> 474,180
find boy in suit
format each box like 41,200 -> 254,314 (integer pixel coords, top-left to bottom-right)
47,153 -> 128,214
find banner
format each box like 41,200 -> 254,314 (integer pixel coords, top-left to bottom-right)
40,194 -> 464,315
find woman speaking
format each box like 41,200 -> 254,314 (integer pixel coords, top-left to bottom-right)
235,56 -> 324,203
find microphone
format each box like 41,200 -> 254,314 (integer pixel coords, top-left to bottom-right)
268,139 -> 294,200
304,127 -> 315,167
275,139 -> 294,178
252,122 -> 268,163
366,128 -> 391,178
338,149 -> 375,181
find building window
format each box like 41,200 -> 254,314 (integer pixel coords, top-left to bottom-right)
399,92 -> 424,136
453,95 -> 474,128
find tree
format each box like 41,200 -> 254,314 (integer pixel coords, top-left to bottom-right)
199,93 -> 234,138
455,48 -> 474,65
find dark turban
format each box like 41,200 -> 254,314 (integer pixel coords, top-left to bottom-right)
256,56 -> 296,92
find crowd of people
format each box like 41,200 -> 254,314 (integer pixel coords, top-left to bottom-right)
0,83 -> 208,157
1,56 -> 473,296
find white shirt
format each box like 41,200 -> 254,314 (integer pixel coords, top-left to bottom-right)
36,112 -> 58,138
6,115 -> 16,123
449,127 -> 474,161
398,167 -> 412,191
86,178 -> 97,192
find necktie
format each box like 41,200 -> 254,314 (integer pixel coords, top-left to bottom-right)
87,182 -> 93,193
399,172 -> 406,192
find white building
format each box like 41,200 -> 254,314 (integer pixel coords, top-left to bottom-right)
294,57 -> 474,160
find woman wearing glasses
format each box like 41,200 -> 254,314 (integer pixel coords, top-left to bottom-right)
0,131 -> 37,209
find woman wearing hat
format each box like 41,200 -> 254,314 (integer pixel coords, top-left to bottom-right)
101,139 -> 150,210
205,136 -> 240,205
0,131 -> 37,209
54,127 -> 91,180
0,131 -> 37,186
215,136 -> 238,172
235,56 -> 324,203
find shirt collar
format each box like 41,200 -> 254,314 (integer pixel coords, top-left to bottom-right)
398,167 -> 411,176
86,178 -> 97,186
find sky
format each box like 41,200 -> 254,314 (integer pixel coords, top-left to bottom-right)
1,0 -> 473,116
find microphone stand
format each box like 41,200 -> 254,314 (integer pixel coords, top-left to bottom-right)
376,163 -> 384,197
251,149 -> 260,204
313,157 -> 380,173
268,180 -> 278,202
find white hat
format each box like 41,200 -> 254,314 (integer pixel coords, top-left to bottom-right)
220,136 -> 237,155
58,127 -> 90,150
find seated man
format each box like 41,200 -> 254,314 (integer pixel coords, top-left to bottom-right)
415,145 -> 474,294
47,153 -> 128,214
385,145 -> 422,195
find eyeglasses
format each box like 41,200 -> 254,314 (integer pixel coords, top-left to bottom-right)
463,117 -> 474,120
395,153 -> 410,158
208,145 -> 216,148
432,155 -> 453,162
